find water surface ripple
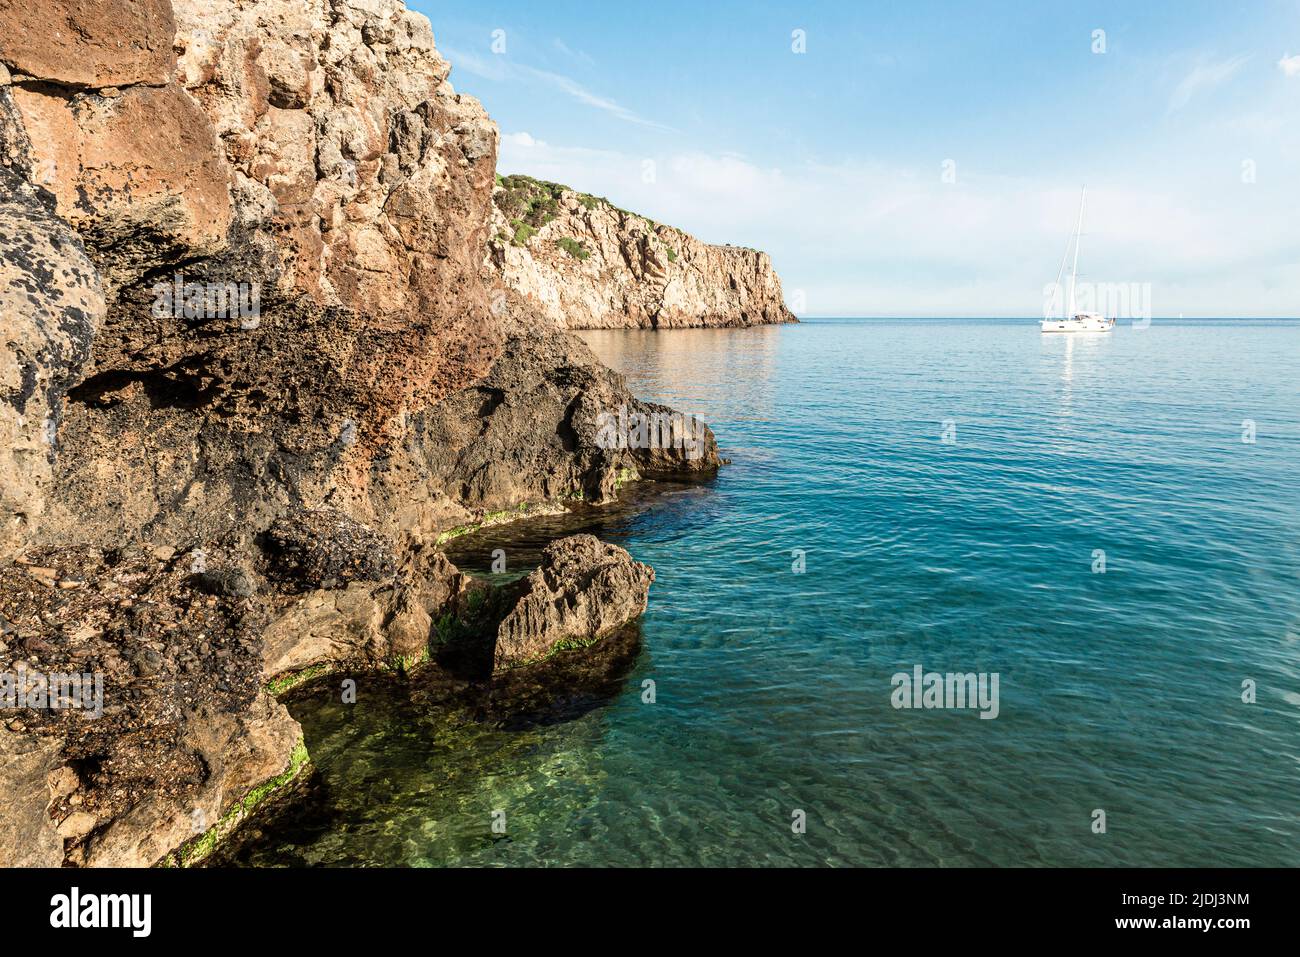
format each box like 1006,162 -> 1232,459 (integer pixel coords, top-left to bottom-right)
235,319 -> 1300,867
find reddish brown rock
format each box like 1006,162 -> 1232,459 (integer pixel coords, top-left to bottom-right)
0,0 -> 176,89
9,82 -> 232,289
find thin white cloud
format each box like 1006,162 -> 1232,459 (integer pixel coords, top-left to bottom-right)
1168,54 -> 1252,112
1279,53 -> 1300,77
553,38 -> 595,66
444,46 -> 672,132
500,132 -> 1300,317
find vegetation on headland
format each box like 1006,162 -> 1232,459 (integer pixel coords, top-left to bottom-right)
493,172 -> 660,245
509,220 -> 536,246
495,173 -> 566,232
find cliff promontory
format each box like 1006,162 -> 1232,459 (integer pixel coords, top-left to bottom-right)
487,174 -> 796,329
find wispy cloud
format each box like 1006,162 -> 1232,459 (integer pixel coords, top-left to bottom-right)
553,38 -> 595,66
1279,53 -> 1300,77
500,131 -> 1300,317
443,46 -> 673,132
1168,54 -> 1252,112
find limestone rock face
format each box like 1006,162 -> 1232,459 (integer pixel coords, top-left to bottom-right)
169,0 -> 500,328
0,166 -> 103,559
487,177 -> 797,329
255,514 -> 467,678
494,535 -> 654,671
0,0 -> 177,88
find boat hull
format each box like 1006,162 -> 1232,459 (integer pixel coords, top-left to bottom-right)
1040,314 -> 1115,333
1040,323 -> 1114,333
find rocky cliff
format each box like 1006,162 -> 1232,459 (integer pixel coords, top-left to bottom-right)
487,174 -> 796,329
0,0 -> 720,866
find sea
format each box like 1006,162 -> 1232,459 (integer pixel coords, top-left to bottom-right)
225,318 -> 1300,867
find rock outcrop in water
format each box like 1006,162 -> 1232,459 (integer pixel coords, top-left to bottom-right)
494,535 -> 654,672
487,174 -> 796,329
0,0 -> 723,867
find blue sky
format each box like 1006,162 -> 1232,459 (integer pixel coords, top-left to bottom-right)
414,0 -> 1300,317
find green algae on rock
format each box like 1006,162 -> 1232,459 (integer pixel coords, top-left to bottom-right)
161,737 -> 310,868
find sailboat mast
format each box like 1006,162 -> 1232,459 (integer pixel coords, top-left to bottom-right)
1067,186 -> 1085,316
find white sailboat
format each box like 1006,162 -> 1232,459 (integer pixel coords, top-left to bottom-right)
1041,187 -> 1115,333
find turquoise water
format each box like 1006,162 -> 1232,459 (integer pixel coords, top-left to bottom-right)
232,319 -> 1300,866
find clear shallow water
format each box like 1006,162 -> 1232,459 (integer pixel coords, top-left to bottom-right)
234,319 -> 1300,866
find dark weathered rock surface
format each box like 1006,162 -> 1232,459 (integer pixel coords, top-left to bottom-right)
0,544 -> 301,866
261,510 -> 398,593
0,164 -> 103,558
407,328 -> 720,519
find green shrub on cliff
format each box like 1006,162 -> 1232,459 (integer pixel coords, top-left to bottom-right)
496,174 -> 566,228
495,172 -> 665,236
510,219 -> 536,246
495,171 -> 674,261
556,237 -> 590,260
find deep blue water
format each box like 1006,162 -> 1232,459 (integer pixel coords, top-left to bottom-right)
237,318 -> 1300,866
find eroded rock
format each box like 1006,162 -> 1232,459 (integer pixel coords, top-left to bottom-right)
262,509 -> 397,592
259,542 -> 465,679
0,729 -> 64,866
0,543 -> 301,866
408,329 -> 721,522
8,82 -> 232,290
494,535 -> 654,671
0,165 -> 103,559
